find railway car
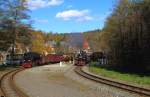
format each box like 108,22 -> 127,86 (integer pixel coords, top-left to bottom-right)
90,52 -> 107,65
74,50 -> 87,66
6,54 -> 24,66
47,54 -> 64,63
90,52 -> 104,62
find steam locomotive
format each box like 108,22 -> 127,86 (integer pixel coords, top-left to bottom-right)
74,50 -> 88,66
74,51 -> 107,66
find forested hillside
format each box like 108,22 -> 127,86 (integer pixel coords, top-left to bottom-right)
84,0 -> 150,72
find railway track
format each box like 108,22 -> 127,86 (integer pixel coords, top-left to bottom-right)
0,68 -> 29,97
75,66 -> 150,97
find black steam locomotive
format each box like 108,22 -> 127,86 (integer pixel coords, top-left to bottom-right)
74,50 -> 88,66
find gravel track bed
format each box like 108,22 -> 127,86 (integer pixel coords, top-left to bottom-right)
14,64 -> 99,97
0,67 -> 17,96
82,66 -> 150,96
14,64 -> 143,97
1,71 -> 19,97
64,66 -> 143,97
0,67 -> 17,78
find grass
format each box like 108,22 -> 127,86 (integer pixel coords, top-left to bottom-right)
89,62 -> 150,86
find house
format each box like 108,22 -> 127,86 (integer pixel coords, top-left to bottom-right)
83,39 -> 91,54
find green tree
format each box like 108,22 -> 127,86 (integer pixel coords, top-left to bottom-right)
100,0 -> 150,72
83,29 -> 102,52
0,0 -> 31,52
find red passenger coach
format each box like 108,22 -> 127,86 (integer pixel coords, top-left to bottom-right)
47,54 -> 64,63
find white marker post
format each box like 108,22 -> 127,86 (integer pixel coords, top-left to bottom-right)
60,61 -> 62,67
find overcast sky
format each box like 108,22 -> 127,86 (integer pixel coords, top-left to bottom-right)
27,0 -> 115,33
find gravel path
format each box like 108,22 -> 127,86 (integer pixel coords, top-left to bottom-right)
14,63 -> 142,97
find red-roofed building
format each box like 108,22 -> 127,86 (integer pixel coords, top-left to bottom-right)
83,39 -> 91,53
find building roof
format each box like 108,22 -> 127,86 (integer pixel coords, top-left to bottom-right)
83,39 -> 90,50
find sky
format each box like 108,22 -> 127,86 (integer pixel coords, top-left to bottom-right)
27,0 -> 116,33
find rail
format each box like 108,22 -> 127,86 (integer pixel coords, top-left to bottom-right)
74,66 -> 150,96
0,68 -> 29,97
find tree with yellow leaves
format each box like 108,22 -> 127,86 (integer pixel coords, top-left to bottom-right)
31,31 -> 47,54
